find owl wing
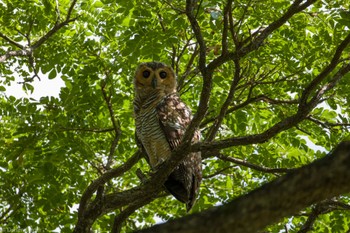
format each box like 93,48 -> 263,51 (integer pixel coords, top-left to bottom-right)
157,93 -> 193,150
157,93 -> 202,211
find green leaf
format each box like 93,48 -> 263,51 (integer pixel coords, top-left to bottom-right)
48,69 -> 57,79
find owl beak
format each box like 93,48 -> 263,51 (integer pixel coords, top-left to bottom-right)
151,77 -> 157,89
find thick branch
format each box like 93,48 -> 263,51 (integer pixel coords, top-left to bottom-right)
136,141 -> 350,233
76,134 -> 206,232
0,49 -> 32,63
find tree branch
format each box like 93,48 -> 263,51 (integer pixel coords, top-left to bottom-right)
200,94 -> 298,128
197,42 -> 350,152
136,141 -> 350,233
184,0 -> 212,141
221,0 -> 232,55
298,199 -> 350,233
74,151 -> 141,232
31,0 -> 78,49
202,165 -> 236,179
207,0 -> 317,72
0,32 -> 24,49
0,49 -> 32,63
101,74 -> 122,170
0,0 -> 78,63
300,32 -> 350,107
112,196 -> 158,233
307,116 -> 350,129
217,154 -> 297,174
206,58 -> 240,141
58,127 -> 115,133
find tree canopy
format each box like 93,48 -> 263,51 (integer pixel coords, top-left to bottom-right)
1,0 -> 350,232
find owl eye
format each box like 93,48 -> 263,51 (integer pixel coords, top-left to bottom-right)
143,70 -> 151,78
159,71 -> 167,79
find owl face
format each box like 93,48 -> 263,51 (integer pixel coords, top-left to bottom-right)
134,62 -> 176,95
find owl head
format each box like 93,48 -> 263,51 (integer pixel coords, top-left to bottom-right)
134,62 -> 177,97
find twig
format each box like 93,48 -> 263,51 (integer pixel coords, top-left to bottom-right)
178,45 -> 199,91
221,0 -> 232,55
101,75 -> 122,169
307,116 -> 350,129
217,154 -> 296,174
300,32 -> 350,107
76,151 -> 141,220
206,58 -> 241,141
111,197 -> 157,233
200,94 -> 298,127
235,0 -> 253,44
58,127 -> 115,133
207,0 -> 317,72
203,165 -> 236,179
0,32 -> 24,49
297,200 -> 350,233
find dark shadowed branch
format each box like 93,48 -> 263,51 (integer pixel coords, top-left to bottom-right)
0,32 -> 25,49
183,0 -> 212,144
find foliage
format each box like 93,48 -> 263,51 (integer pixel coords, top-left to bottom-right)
0,0 -> 350,232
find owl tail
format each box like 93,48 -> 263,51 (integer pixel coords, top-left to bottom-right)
164,168 -> 197,212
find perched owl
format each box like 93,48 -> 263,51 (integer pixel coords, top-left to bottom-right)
133,62 -> 202,211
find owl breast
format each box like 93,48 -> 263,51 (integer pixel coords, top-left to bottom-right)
135,99 -> 172,168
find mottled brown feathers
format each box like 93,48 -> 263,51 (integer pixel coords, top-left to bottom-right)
133,62 -> 202,211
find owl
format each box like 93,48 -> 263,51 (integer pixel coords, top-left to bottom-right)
133,61 -> 202,211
